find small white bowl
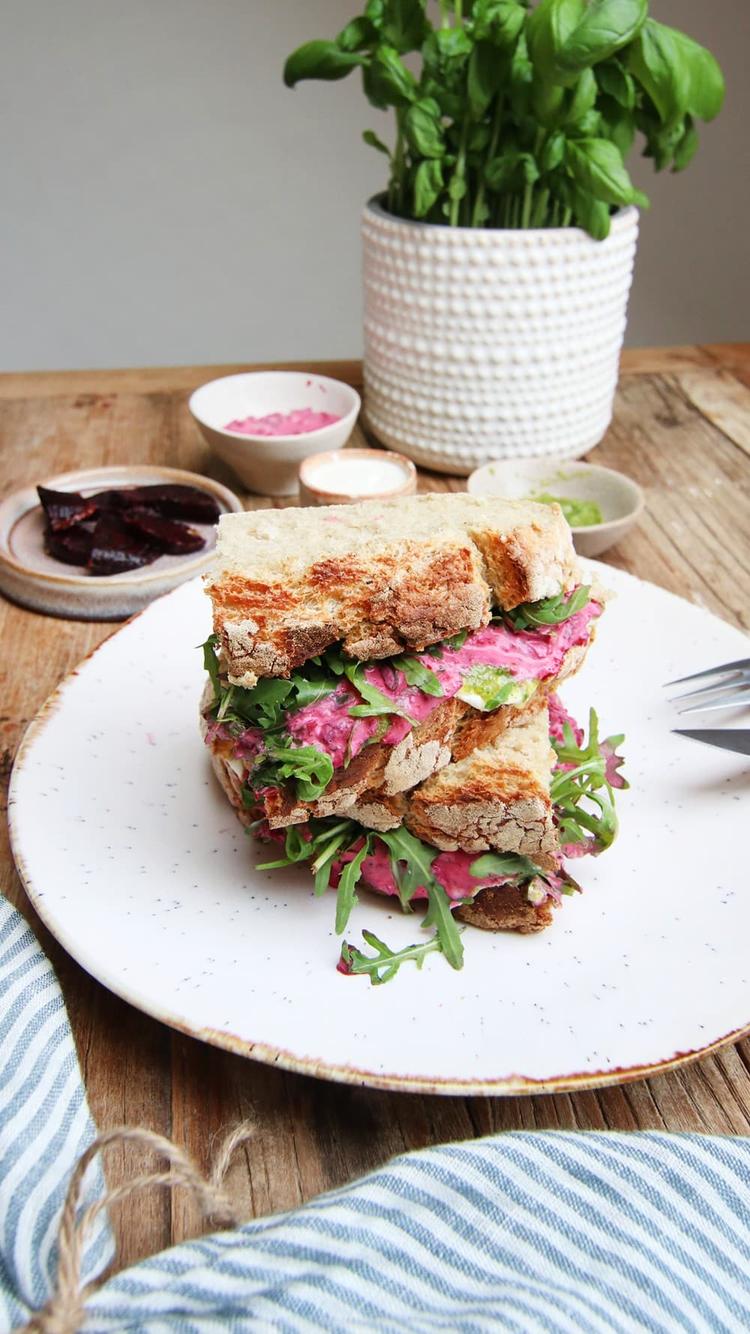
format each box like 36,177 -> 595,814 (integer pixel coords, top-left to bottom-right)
299,448 -> 417,506
467,459 -> 644,558
189,371 -> 361,496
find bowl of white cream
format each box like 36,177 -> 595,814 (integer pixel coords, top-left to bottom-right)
299,448 -> 417,505
188,371 -> 361,496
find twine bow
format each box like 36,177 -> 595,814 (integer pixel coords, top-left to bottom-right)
18,1119 -> 255,1334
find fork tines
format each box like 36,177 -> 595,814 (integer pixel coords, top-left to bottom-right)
664,657 -> 750,715
664,657 -> 750,688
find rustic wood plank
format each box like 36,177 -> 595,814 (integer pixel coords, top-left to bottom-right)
675,368 -> 750,458
702,343 -> 750,389
2,350 -> 750,1271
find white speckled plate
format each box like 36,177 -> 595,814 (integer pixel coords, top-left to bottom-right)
8,564 -> 750,1094
0,465 -> 243,620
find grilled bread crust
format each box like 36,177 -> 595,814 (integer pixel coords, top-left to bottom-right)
455,884 -> 555,933
207,495 -> 579,687
349,703 -> 559,870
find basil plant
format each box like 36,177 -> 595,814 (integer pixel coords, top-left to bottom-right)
284,0 -> 724,239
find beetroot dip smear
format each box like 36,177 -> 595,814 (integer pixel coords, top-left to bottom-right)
225,408 -> 341,436
285,599 -> 601,768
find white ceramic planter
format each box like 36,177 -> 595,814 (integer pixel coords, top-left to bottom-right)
362,196 -> 638,475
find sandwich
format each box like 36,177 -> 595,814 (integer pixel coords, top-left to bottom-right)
201,494 -> 625,982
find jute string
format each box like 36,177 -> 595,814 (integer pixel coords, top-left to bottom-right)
17,1119 -> 255,1334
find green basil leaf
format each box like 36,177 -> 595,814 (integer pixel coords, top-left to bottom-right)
381,0 -> 430,54
363,128 -> 391,156
670,29 -> 725,122
364,43 -> 418,107
413,158 -> 445,216
596,59 -> 635,108
527,0 -> 585,87
467,40 -> 505,120
335,837 -> 371,933
540,130 -> 566,172
284,40 -> 366,88
337,17 -> 377,52
564,67 -> 597,124
558,0 -> 647,73
532,80 -> 566,127
566,136 -> 642,206
627,19 -> 690,126
672,117 -> 699,173
599,96 -> 635,157
422,882 -> 464,971
404,99 -> 445,158
471,0 -> 526,51
485,148 -> 539,191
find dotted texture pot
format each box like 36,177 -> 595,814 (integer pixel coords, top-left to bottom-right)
362,196 -> 638,475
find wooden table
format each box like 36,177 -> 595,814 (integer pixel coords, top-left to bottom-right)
2,346 -> 749,1268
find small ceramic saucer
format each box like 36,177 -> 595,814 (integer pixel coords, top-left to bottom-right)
0,465 -> 243,621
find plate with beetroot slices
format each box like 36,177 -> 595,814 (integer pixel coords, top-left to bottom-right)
0,465 -> 243,620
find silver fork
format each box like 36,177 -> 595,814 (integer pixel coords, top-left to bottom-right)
664,657 -> 750,715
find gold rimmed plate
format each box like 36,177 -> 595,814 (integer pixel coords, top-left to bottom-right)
8,564 -> 750,1093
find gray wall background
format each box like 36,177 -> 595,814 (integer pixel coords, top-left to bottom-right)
1,0 -> 746,372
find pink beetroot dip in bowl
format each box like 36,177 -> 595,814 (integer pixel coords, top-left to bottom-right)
188,371 -> 361,497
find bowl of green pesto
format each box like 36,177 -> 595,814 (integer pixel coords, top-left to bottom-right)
467,459 -> 644,558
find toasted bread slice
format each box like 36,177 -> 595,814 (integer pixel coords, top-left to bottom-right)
350,702 -> 559,871
455,883 -> 555,934
207,495 -> 579,687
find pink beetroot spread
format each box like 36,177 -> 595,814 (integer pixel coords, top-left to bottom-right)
331,841 -> 567,906
548,695 -> 585,747
286,600 -> 600,769
225,408 -> 341,436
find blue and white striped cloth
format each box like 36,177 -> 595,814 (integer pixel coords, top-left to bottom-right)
2,893 -> 750,1333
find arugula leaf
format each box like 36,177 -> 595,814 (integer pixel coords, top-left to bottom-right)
338,928 -> 458,985
550,708 -> 626,853
469,851 -> 543,880
288,672 -> 339,711
201,634 -> 221,707
502,585 -> 592,631
390,654 -> 444,697
422,882 -> 464,970
334,836 -> 372,934
258,741 -> 334,801
444,628 -> 469,650
256,823 -> 311,869
310,821 -> 359,895
378,826 -> 439,910
344,663 -> 417,722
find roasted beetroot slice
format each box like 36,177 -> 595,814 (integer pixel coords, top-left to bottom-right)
123,509 -> 205,554
87,514 -> 160,576
86,488 -> 125,512
122,484 -> 220,522
44,525 -> 94,567
37,486 -> 98,531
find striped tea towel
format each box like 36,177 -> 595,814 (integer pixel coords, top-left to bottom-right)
2,895 -> 750,1333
